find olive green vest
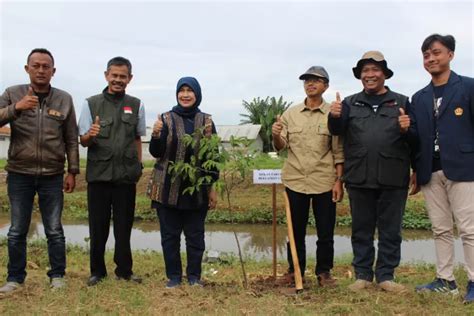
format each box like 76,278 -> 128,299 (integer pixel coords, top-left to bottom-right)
85,91 -> 142,183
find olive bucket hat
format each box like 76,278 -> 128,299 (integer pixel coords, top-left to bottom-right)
352,51 -> 393,79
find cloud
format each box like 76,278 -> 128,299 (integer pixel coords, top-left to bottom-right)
1,0 -> 472,126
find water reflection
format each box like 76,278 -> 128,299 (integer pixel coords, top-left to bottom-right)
0,214 -> 465,263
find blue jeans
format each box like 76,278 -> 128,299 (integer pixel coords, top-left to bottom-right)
156,205 -> 208,282
6,172 -> 65,283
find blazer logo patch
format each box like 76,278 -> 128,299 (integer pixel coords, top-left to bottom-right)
454,107 -> 463,116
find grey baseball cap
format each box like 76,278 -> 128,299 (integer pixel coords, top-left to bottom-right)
299,66 -> 329,82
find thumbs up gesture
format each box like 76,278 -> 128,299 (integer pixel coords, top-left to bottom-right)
330,92 -> 343,118
15,86 -> 39,111
152,114 -> 163,137
398,107 -> 410,133
272,114 -> 283,137
88,116 -> 101,137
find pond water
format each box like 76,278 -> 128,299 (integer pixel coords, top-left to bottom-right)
0,214 -> 466,264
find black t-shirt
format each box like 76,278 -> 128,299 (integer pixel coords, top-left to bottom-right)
36,92 -> 49,106
432,84 -> 446,172
363,91 -> 387,112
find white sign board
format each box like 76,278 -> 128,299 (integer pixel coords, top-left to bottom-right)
253,169 -> 282,184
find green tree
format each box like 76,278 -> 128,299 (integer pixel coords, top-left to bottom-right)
168,129 -> 254,209
239,96 -> 292,152
217,136 -> 255,209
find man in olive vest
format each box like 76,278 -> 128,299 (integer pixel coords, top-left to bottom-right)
78,56 -> 146,286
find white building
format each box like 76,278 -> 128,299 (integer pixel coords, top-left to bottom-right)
0,127 -> 11,159
0,125 -> 264,161
216,124 -> 263,152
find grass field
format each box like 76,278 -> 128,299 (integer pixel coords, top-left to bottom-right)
0,239 -> 473,315
0,158 -> 467,314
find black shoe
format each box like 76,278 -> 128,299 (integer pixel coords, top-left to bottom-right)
188,278 -> 204,287
87,275 -> 105,287
166,279 -> 181,289
116,274 -> 142,284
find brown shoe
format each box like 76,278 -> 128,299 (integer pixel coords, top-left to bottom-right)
276,272 -> 305,286
378,280 -> 407,293
276,272 -> 294,285
348,279 -> 372,292
317,272 -> 337,287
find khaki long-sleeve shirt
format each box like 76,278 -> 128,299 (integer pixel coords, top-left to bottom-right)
278,100 -> 344,194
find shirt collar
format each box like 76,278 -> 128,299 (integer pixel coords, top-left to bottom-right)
301,98 -> 328,113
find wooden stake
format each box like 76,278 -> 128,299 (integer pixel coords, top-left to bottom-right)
272,183 -> 277,280
283,190 -> 303,291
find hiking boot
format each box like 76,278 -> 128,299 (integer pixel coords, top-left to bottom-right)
0,282 -> 22,295
317,272 -> 337,287
378,280 -> 407,293
464,281 -> 474,304
165,279 -> 181,289
116,274 -> 142,284
348,279 -> 372,292
415,278 -> 459,295
50,277 -> 66,290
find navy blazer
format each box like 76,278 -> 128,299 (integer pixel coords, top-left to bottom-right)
411,71 -> 474,185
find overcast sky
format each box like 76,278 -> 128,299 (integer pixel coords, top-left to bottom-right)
1,0 -> 473,127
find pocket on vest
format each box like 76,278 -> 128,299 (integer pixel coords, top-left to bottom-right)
123,149 -> 142,182
377,151 -> 409,187
121,113 -> 137,135
98,118 -> 113,139
86,146 -> 113,182
344,147 -> 367,184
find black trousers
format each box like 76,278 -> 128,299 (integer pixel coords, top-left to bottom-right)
87,182 -> 136,278
347,187 -> 407,283
285,187 -> 336,277
156,205 -> 208,282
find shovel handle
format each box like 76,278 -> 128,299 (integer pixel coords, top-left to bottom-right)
283,190 -> 303,291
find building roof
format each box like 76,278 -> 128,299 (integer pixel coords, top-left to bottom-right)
216,124 -> 261,142
141,124 -> 263,143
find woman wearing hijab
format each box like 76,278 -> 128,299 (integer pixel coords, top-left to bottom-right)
147,77 -> 218,288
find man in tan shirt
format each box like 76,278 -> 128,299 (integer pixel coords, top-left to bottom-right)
272,66 -> 344,286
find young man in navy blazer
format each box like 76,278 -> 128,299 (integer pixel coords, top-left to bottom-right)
411,34 -> 474,303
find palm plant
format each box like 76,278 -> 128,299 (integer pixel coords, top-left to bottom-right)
240,96 -> 292,152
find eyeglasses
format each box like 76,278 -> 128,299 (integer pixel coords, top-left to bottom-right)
304,78 -> 326,84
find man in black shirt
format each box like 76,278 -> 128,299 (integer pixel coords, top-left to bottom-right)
328,51 -> 413,293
